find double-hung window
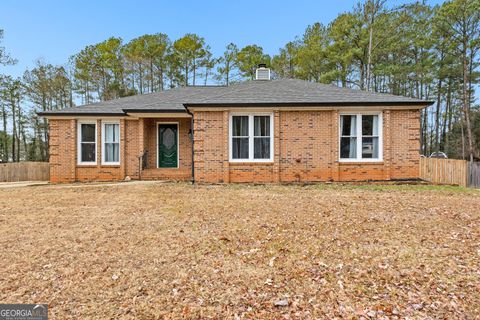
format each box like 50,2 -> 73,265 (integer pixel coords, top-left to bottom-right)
102,121 -> 120,165
230,114 -> 273,162
339,113 -> 382,161
77,121 -> 97,165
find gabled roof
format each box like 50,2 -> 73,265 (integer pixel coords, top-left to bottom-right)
39,79 -> 433,116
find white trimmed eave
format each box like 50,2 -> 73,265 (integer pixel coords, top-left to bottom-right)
41,104 -> 428,119
187,104 -> 428,112
42,112 -> 192,120
42,115 -> 127,120
125,112 -> 191,118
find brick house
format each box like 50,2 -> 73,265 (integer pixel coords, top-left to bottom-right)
39,66 -> 433,184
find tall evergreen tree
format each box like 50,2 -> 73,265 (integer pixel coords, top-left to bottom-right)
173,34 -> 207,86
236,45 -> 270,80
434,0 -> 480,162
216,43 -> 239,85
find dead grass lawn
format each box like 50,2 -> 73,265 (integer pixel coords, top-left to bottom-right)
0,182 -> 479,319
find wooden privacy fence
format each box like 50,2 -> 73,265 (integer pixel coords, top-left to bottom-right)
420,158 -> 480,188
469,162 -> 480,189
420,158 -> 468,187
0,162 -> 49,182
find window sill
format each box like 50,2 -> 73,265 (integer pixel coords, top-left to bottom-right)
76,164 -> 98,168
101,164 -> 121,168
229,161 -> 274,166
338,160 -> 384,165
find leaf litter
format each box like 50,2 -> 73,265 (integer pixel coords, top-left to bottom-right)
0,182 -> 479,318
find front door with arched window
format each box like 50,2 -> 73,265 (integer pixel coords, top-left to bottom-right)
157,123 -> 178,168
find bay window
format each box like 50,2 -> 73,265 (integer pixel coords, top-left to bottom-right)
340,113 -> 382,161
230,114 -> 273,162
77,121 -> 97,165
102,121 -> 120,165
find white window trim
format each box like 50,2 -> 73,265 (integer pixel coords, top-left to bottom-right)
156,122 -> 180,169
77,120 -> 97,165
338,112 -> 383,162
101,120 -> 120,165
229,113 -> 274,163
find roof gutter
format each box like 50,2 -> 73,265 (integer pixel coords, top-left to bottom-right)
184,105 -> 195,185
122,109 -> 188,113
37,111 -> 126,117
38,109 -> 189,117
184,101 -> 434,108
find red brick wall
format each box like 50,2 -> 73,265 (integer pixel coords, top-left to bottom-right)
390,110 -> 421,179
49,118 -> 192,183
228,163 -> 276,183
278,111 -> 335,182
49,109 -> 421,183
193,109 -> 422,183
125,120 -> 140,179
193,111 -> 225,183
49,119 -> 76,183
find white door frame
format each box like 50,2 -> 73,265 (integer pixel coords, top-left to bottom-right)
156,122 -> 180,169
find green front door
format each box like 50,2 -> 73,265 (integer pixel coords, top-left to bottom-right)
158,124 -> 178,168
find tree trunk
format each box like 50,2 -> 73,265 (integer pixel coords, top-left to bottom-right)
359,61 -> 365,90
366,25 -> 373,91
435,78 -> 442,154
41,94 -> 48,160
226,61 -> 230,86
85,80 -> 90,105
460,115 -> 465,160
461,44 -> 474,162
185,60 -> 189,86
139,63 -> 143,94
17,104 -> 24,161
150,59 -> 154,92
1,103 -> 7,162
34,117 -> 41,160
421,108 -> 428,155
193,59 -> 196,86
11,93 -> 16,162
204,65 -> 209,86
441,77 -> 452,152
428,123 -> 434,156
158,67 -> 164,91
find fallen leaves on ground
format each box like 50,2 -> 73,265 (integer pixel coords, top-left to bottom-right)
0,182 -> 479,319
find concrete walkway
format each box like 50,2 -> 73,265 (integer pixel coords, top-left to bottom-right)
0,181 -> 49,188
48,180 -> 167,189
0,180 -> 169,189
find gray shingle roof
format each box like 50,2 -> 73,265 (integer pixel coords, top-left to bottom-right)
39,79 -> 432,116
39,86 -> 226,116
186,79 -> 432,106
